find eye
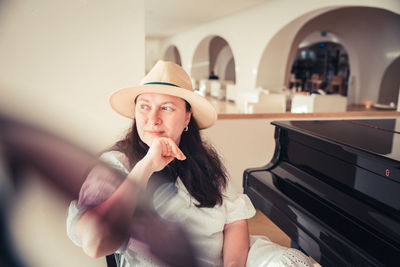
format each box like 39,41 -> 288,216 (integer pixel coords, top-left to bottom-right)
161,106 -> 174,111
139,104 -> 150,111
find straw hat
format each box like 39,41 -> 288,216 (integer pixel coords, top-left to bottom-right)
110,60 -> 217,129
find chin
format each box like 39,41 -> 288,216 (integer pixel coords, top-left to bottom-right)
144,135 -> 163,146
143,137 -> 154,147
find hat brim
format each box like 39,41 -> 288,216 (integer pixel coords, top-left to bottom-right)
109,84 -> 217,129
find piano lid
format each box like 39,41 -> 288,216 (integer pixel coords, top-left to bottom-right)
244,118 -> 400,266
272,118 -> 400,163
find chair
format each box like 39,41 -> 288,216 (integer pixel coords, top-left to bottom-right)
304,73 -> 317,91
245,92 -> 287,113
235,89 -> 262,113
210,80 -> 226,100
330,75 -> 344,94
191,78 -> 199,91
291,94 -> 347,113
198,79 -> 211,96
289,74 -> 302,91
226,83 -> 237,102
310,73 -> 325,91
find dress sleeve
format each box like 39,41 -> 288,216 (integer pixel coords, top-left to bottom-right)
66,151 -> 130,246
223,182 -> 256,224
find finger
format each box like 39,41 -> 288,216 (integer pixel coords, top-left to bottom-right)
173,147 -> 186,161
170,143 -> 179,156
160,138 -> 186,160
161,139 -> 170,157
163,140 -> 177,159
166,144 -> 172,155
167,141 -> 186,160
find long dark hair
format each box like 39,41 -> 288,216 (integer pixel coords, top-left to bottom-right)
111,103 -> 227,208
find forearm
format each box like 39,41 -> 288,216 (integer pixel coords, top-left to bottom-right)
76,159 -> 153,257
76,137 -> 185,258
223,248 -> 249,267
223,220 -> 250,267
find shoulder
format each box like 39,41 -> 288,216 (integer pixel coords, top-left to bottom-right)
222,182 -> 256,224
77,151 -> 130,205
100,150 -> 130,174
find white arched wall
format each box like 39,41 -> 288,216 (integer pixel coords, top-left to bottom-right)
225,58 -> 236,82
163,45 -> 182,66
190,35 -> 235,81
190,35 -> 215,80
283,7 -> 400,105
209,36 -> 229,75
256,7 -> 339,91
159,0 -> 400,98
379,56 -> 400,105
215,45 -> 234,81
258,28 -> 351,91
298,32 -> 342,49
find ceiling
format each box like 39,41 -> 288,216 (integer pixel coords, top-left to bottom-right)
145,0 -> 269,38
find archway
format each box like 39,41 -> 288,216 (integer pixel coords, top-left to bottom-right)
378,56 -> 400,105
214,45 -> 236,82
290,34 -> 350,95
256,6 -> 336,91
225,58 -> 236,82
191,35 -> 235,82
163,45 -> 182,66
286,7 -> 400,105
256,6 -> 400,106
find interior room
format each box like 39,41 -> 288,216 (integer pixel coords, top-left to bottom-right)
0,0 -> 399,266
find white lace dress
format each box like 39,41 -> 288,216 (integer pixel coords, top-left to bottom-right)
66,151 -> 313,267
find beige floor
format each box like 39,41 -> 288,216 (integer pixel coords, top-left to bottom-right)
248,209 -> 290,247
248,210 -> 321,266
206,96 -> 238,114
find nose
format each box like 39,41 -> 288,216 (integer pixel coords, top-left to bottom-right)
148,109 -> 161,126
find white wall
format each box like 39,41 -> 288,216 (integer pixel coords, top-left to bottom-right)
0,0 -> 145,153
0,0 -> 145,266
159,0 -> 400,102
146,38 -> 162,73
203,118 -> 275,192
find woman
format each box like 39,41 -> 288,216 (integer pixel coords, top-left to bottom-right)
67,60 -> 313,267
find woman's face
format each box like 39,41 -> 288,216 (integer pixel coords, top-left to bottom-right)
135,93 -> 192,146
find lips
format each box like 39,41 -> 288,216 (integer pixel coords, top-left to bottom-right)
145,130 -> 164,136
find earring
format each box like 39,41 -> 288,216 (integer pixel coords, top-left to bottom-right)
184,125 -> 189,132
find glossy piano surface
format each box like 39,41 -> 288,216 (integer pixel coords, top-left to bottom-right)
244,119 -> 400,267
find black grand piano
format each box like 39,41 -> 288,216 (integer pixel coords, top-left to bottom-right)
243,119 -> 400,267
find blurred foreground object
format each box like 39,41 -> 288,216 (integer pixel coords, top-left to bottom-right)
0,114 -> 198,267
